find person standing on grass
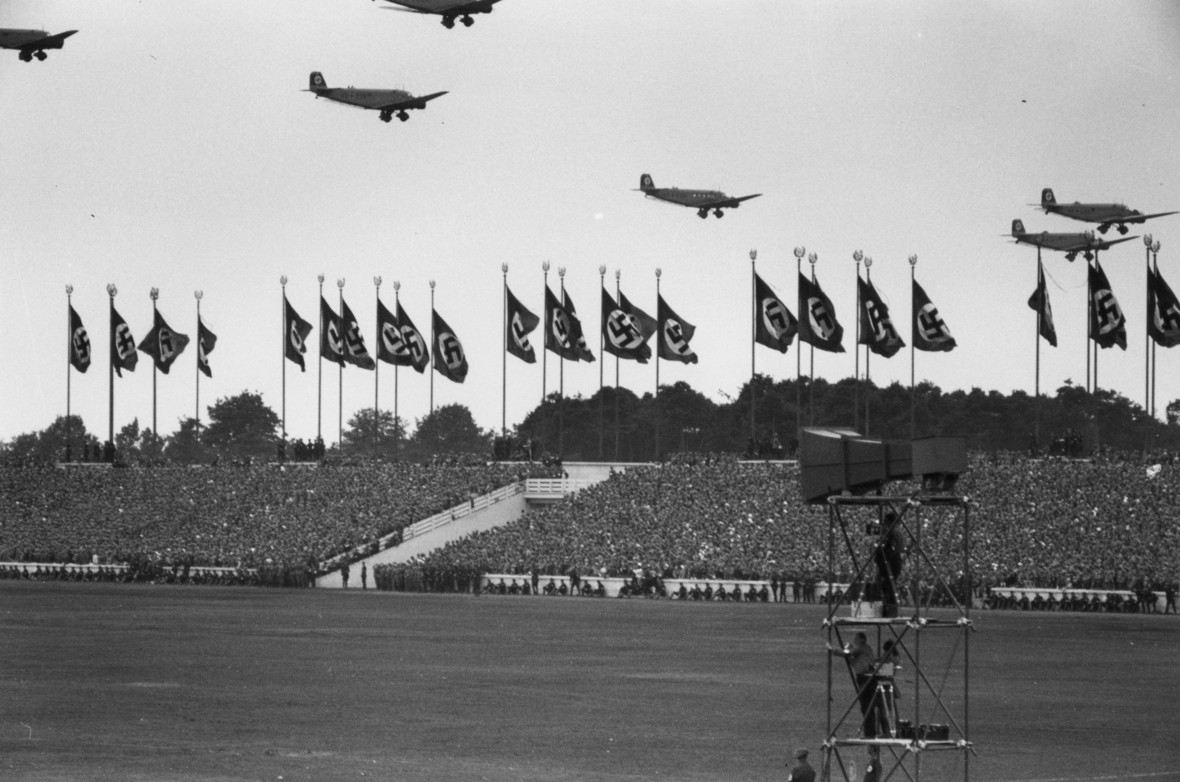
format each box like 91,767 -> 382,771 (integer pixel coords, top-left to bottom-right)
341,562 -> 350,589
361,562 -> 367,590
786,748 -> 815,782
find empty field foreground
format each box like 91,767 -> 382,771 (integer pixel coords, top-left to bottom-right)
1,583 -> 1177,782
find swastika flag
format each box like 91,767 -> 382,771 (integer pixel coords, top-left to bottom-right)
1148,266 -> 1180,348
137,308 -> 191,375
432,309 -> 468,383
340,297 -> 375,370
562,290 -> 596,363
601,288 -> 657,363
69,304 -> 91,373
753,272 -> 796,354
1088,260 -> 1126,351
505,285 -> 539,364
911,278 -> 957,353
109,303 -> 138,377
544,286 -> 581,362
197,316 -> 218,378
857,276 -> 904,358
656,294 -> 698,364
1026,259 -> 1057,348
320,296 -> 345,366
798,272 -> 845,353
396,301 -> 430,373
284,297 -> 313,372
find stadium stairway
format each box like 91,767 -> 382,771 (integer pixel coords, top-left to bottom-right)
316,462 -> 643,588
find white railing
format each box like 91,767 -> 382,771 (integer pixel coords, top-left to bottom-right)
523,478 -> 595,497
396,481 -> 524,544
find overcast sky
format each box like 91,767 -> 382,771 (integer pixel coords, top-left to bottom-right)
3,0 -> 1179,445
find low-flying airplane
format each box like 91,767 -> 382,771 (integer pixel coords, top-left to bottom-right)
304,72 -> 447,123
1037,188 -> 1177,235
635,173 -> 761,219
0,28 -> 77,62
378,0 -> 501,29
1009,219 -> 1137,261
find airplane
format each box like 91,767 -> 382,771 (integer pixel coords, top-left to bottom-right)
0,28 -> 77,62
304,72 -> 447,123
1009,219 -> 1138,262
635,173 -> 761,219
1037,188 -> 1177,235
377,0 -> 501,29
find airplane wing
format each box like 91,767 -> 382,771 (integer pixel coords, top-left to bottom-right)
1124,211 -> 1180,223
24,30 -> 77,50
700,193 -> 762,209
374,91 -> 448,111
1094,235 -> 1139,250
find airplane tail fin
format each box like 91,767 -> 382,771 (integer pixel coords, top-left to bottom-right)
1012,219 -> 1026,235
308,72 -> 327,91
639,173 -> 654,191
1041,188 -> 1055,206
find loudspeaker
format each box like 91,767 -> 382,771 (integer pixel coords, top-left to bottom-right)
799,428 -> 913,504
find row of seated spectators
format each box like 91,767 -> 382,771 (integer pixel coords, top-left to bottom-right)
0,563 -> 260,586
0,458 -> 558,573
418,453 -> 1180,593
985,587 -> 1177,613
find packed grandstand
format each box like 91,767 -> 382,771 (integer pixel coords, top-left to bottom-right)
1,450 -> 1177,602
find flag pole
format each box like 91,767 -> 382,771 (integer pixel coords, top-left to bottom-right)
854,250 -> 863,431
559,265 -> 566,459
655,266 -> 662,461
281,276 -> 288,443
864,257 -> 873,435
66,284 -> 73,462
1093,253 -> 1099,393
615,268 -> 621,461
1086,258 -> 1091,394
808,252 -> 818,427
1035,250 -> 1041,449
598,264 -> 605,460
429,279 -> 436,414
337,277 -> 345,450
107,283 -> 116,450
150,287 -> 159,436
195,289 -> 203,440
317,273 -> 324,444
749,250 -> 756,445
501,264 -> 508,438
393,281 -> 401,454
1144,235 -> 1153,417
1151,240 -> 1160,419
794,247 -> 805,441
374,276 -> 382,455
909,254 -> 918,440
541,261 -> 549,451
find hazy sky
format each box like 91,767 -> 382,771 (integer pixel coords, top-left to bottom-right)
3,0 -> 1180,445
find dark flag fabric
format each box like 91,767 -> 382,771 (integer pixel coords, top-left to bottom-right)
340,298 -> 375,370
284,297 -> 313,372
753,273 -> 796,353
912,278 -> 957,352
657,294 -> 698,364
857,277 -> 905,358
798,273 -> 845,353
1027,259 -> 1058,348
601,288 -> 657,363
137,309 -> 190,374
376,298 -> 409,365
110,305 -> 138,377
505,286 -> 540,364
544,286 -> 581,361
69,305 -> 91,373
563,290 -> 596,363
1088,260 -> 1126,350
197,316 -> 218,378
1148,266 -> 1180,348
396,302 -> 430,373
320,296 -> 345,365
432,310 -> 468,383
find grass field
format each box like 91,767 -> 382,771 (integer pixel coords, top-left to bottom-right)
1,583 -> 1177,782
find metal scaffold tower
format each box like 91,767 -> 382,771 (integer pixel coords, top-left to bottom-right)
820,492 -> 975,782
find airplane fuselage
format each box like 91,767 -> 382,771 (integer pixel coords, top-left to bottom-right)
646,188 -> 730,208
314,87 -> 415,110
382,0 -> 500,27
0,28 -> 51,47
1045,202 -> 1143,225
0,28 -> 76,60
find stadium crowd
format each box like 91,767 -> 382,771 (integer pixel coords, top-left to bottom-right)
0,458 -> 556,573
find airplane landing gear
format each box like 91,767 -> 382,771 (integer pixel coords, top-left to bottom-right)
1065,252 -> 1078,262
461,15 -> 474,26
19,50 -> 32,62
713,209 -> 725,218
1097,223 -> 1111,234
34,51 -> 47,61
697,208 -> 708,219
397,111 -> 410,122
379,111 -> 393,123
1084,251 -> 1095,261
1117,224 -> 1129,235
442,16 -> 455,28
